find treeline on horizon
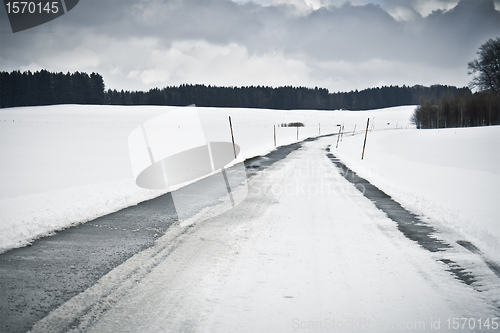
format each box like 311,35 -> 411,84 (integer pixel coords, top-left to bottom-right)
0,70 -> 468,111
1,70 -> 105,108
412,92 -> 500,129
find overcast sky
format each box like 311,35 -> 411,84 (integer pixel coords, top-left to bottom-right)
1,0 -> 499,92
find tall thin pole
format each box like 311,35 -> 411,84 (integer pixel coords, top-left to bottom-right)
319,123 -> 321,135
296,126 -> 298,140
229,116 -> 236,158
335,126 -> 341,148
274,125 -> 276,146
361,118 -> 369,160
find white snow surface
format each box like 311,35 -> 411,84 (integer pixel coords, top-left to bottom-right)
1,104 -> 499,264
0,104 -> 413,253
333,125 -> 500,263
3,104 -> 499,332
30,136 -> 499,333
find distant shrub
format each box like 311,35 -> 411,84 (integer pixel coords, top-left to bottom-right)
284,122 -> 305,127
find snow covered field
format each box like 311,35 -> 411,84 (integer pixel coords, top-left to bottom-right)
2,104 -> 500,332
1,104 -> 498,268
334,125 -> 500,263
30,135 -> 499,333
0,104 -> 413,253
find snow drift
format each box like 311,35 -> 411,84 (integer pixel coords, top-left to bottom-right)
1,104 -> 498,265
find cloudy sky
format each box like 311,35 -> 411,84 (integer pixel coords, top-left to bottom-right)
1,0 -> 499,93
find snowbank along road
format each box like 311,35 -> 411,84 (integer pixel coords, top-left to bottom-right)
29,136 -> 500,333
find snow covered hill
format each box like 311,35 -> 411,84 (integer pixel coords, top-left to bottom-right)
29,134 -> 500,333
1,104 -> 498,266
334,125 -> 500,263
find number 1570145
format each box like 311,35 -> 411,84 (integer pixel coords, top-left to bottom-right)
5,2 -> 59,14
446,318 -> 498,330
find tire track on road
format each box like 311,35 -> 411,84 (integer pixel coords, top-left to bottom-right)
326,146 -> 500,311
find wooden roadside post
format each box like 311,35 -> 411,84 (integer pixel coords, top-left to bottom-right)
229,116 -> 236,159
361,118 -> 369,160
274,125 -> 276,146
224,116 -> 237,207
335,125 -> 341,148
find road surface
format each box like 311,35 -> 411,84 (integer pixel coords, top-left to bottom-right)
29,136 -> 499,333
0,141 -> 300,333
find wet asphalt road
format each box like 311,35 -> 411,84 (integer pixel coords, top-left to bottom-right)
0,194 -> 177,333
2,136 -> 498,332
0,142 -> 302,333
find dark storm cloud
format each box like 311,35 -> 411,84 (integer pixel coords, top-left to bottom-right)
422,0 -> 500,63
89,0 -> 499,62
273,0 -> 499,67
281,4 -> 404,61
0,0 -> 499,91
70,0 -> 265,45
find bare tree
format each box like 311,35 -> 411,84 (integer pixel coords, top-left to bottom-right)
468,37 -> 500,93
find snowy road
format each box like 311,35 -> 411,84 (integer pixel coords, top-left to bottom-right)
31,137 -> 499,333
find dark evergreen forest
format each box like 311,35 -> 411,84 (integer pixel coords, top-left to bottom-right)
412,92 -> 500,129
1,70 -> 468,111
0,70 -> 105,107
